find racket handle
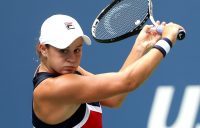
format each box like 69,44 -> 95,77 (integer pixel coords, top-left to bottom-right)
177,29 -> 186,40
156,26 -> 186,40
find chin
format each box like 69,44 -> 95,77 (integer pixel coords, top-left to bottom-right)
61,70 -> 75,74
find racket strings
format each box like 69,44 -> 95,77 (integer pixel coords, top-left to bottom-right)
95,0 -> 148,40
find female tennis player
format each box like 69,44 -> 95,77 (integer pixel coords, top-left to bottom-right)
32,14 -> 184,128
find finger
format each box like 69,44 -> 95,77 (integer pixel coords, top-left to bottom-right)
156,20 -> 160,25
175,23 -> 186,32
142,25 -> 154,32
161,21 -> 166,26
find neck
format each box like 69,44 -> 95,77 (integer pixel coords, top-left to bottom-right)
39,63 -> 55,74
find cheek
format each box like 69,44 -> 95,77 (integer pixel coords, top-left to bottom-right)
48,53 -> 65,67
76,54 -> 82,63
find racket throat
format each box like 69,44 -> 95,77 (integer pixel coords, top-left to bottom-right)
150,15 -> 157,26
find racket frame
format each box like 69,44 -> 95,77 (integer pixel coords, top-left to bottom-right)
92,0 -> 151,43
148,0 -> 157,26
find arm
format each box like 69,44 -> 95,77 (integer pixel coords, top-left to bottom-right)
100,25 -> 162,108
100,22 -> 183,108
34,49 -> 162,105
34,23 -> 183,106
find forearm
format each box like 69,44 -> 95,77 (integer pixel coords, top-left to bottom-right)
124,48 -> 163,91
101,44 -> 147,108
121,44 -> 147,71
101,48 -> 163,108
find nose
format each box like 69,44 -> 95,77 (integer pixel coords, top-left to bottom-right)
65,52 -> 76,63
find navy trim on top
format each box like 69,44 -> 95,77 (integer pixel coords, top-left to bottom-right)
88,102 -> 100,107
33,72 -> 59,87
32,104 -> 86,128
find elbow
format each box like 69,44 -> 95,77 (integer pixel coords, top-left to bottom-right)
106,101 -> 123,109
101,99 -> 124,109
111,100 -> 124,108
113,102 -> 123,108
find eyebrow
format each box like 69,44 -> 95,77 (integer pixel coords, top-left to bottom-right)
77,44 -> 83,47
65,44 -> 83,50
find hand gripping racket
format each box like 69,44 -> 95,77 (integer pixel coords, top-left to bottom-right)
91,0 -> 186,43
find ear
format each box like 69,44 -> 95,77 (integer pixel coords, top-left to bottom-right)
39,44 -> 48,57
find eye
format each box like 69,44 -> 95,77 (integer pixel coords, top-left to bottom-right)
74,48 -> 82,53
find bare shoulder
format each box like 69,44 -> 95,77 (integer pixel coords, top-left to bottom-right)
33,74 -> 82,103
33,77 -> 82,124
33,75 -> 83,123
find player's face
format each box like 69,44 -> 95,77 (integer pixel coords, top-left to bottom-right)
45,37 -> 83,74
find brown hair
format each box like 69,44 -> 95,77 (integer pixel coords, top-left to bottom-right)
36,43 -> 42,59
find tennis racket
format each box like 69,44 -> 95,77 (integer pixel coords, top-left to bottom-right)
91,0 -> 186,43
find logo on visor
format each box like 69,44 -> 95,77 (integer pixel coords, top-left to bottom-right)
64,22 -> 75,30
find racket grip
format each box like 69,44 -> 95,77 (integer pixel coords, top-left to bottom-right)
156,26 -> 186,40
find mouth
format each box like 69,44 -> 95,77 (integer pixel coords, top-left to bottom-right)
63,66 -> 77,72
